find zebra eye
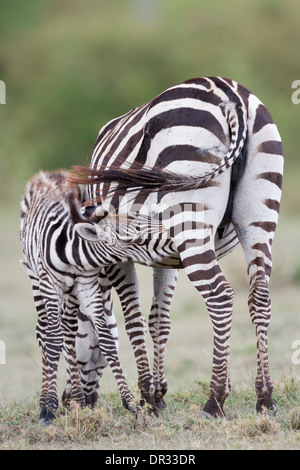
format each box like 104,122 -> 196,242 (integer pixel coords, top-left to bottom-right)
81,206 -> 97,218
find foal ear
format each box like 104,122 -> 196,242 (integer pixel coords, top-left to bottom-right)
74,222 -> 113,243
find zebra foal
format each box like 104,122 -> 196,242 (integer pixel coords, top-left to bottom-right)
71,76 -> 284,418
20,170 -> 147,423
20,169 -> 179,422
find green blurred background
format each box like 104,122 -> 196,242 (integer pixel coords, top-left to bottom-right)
0,0 -> 300,403
1,0 -> 300,211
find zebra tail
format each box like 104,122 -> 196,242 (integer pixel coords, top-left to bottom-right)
69,99 -> 248,197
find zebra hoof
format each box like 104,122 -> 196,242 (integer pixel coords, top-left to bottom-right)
85,391 -> 99,408
42,418 -> 54,426
256,390 -> 277,415
61,388 -> 71,407
200,410 -> 216,419
122,395 -> 139,416
200,409 -> 225,419
155,397 -> 167,410
256,402 -> 277,415
40,409 -> 56,426
154,385 -> 168,410
202,396 -> 226,418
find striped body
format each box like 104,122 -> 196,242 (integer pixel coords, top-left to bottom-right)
20,170 -> 177,421
73,76 -> 283,417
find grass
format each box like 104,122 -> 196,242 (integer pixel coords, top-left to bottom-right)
1,209 -> 300,449
1,0 -> 300,213
1,0 -> 300,450
1,377 -> 300,450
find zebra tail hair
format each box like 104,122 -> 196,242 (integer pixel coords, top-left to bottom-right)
68,98 -> 248,198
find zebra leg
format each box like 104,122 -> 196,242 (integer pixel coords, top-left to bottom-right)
21,267 -> 48,418
75,274 -> 117,407
233,228 -> 276,413
232,100 -> 283,413
68,273 -> 118,408
105,263 -> 156,410
60,295 -> 86,408
35,297 -> 49,417
27,270 -> 63,423
38,278 -> 64,424
74,274 -> 136,413
249,273 -> 275,413
170,226 -> 233,418
75,309 -> 107,407
159,197 -> 233,417
233,198 -> 279,414
149,267 -> 178,409
202,276 -> 233,419
187,248 -> 233,418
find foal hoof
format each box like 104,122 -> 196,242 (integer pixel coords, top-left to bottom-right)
122,396 -> 140,417
256,402 -> 277,415
155,397 -> 167,410
42,418 -> 54,427
256,391 -> 277,415
85,391 -> 99,408
40,410 -> 56,426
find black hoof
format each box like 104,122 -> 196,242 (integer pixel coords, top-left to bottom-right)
202,396 -> 226,418
40,409 -> 56,426
85,391 -> 99,408
155,397 -> 167,410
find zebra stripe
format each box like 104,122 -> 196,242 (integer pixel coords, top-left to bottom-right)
20,170 -> 177,421
71,76 -> 283,417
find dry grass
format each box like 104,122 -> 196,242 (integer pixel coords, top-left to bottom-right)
1,377 -> 300,450
1,210 -> 300,449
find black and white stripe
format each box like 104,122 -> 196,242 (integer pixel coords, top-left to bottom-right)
72,76 -> 283,417
20,170 -> 177,422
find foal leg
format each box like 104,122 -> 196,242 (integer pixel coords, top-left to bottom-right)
149,267 -> 178,409
75,308 -> 108,407
39,278 -> 64,424
20,264 -> 55,421
61,295 -> 86,408
74,273 -> 136,413
75,272 -> 117,407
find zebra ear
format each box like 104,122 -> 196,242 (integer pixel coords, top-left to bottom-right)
74,222 -> 113,243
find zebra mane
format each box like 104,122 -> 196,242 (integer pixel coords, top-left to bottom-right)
25,170 -> 102,227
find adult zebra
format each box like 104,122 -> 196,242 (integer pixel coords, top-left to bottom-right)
20,170 -> 178,422
72,76 -> 283,418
